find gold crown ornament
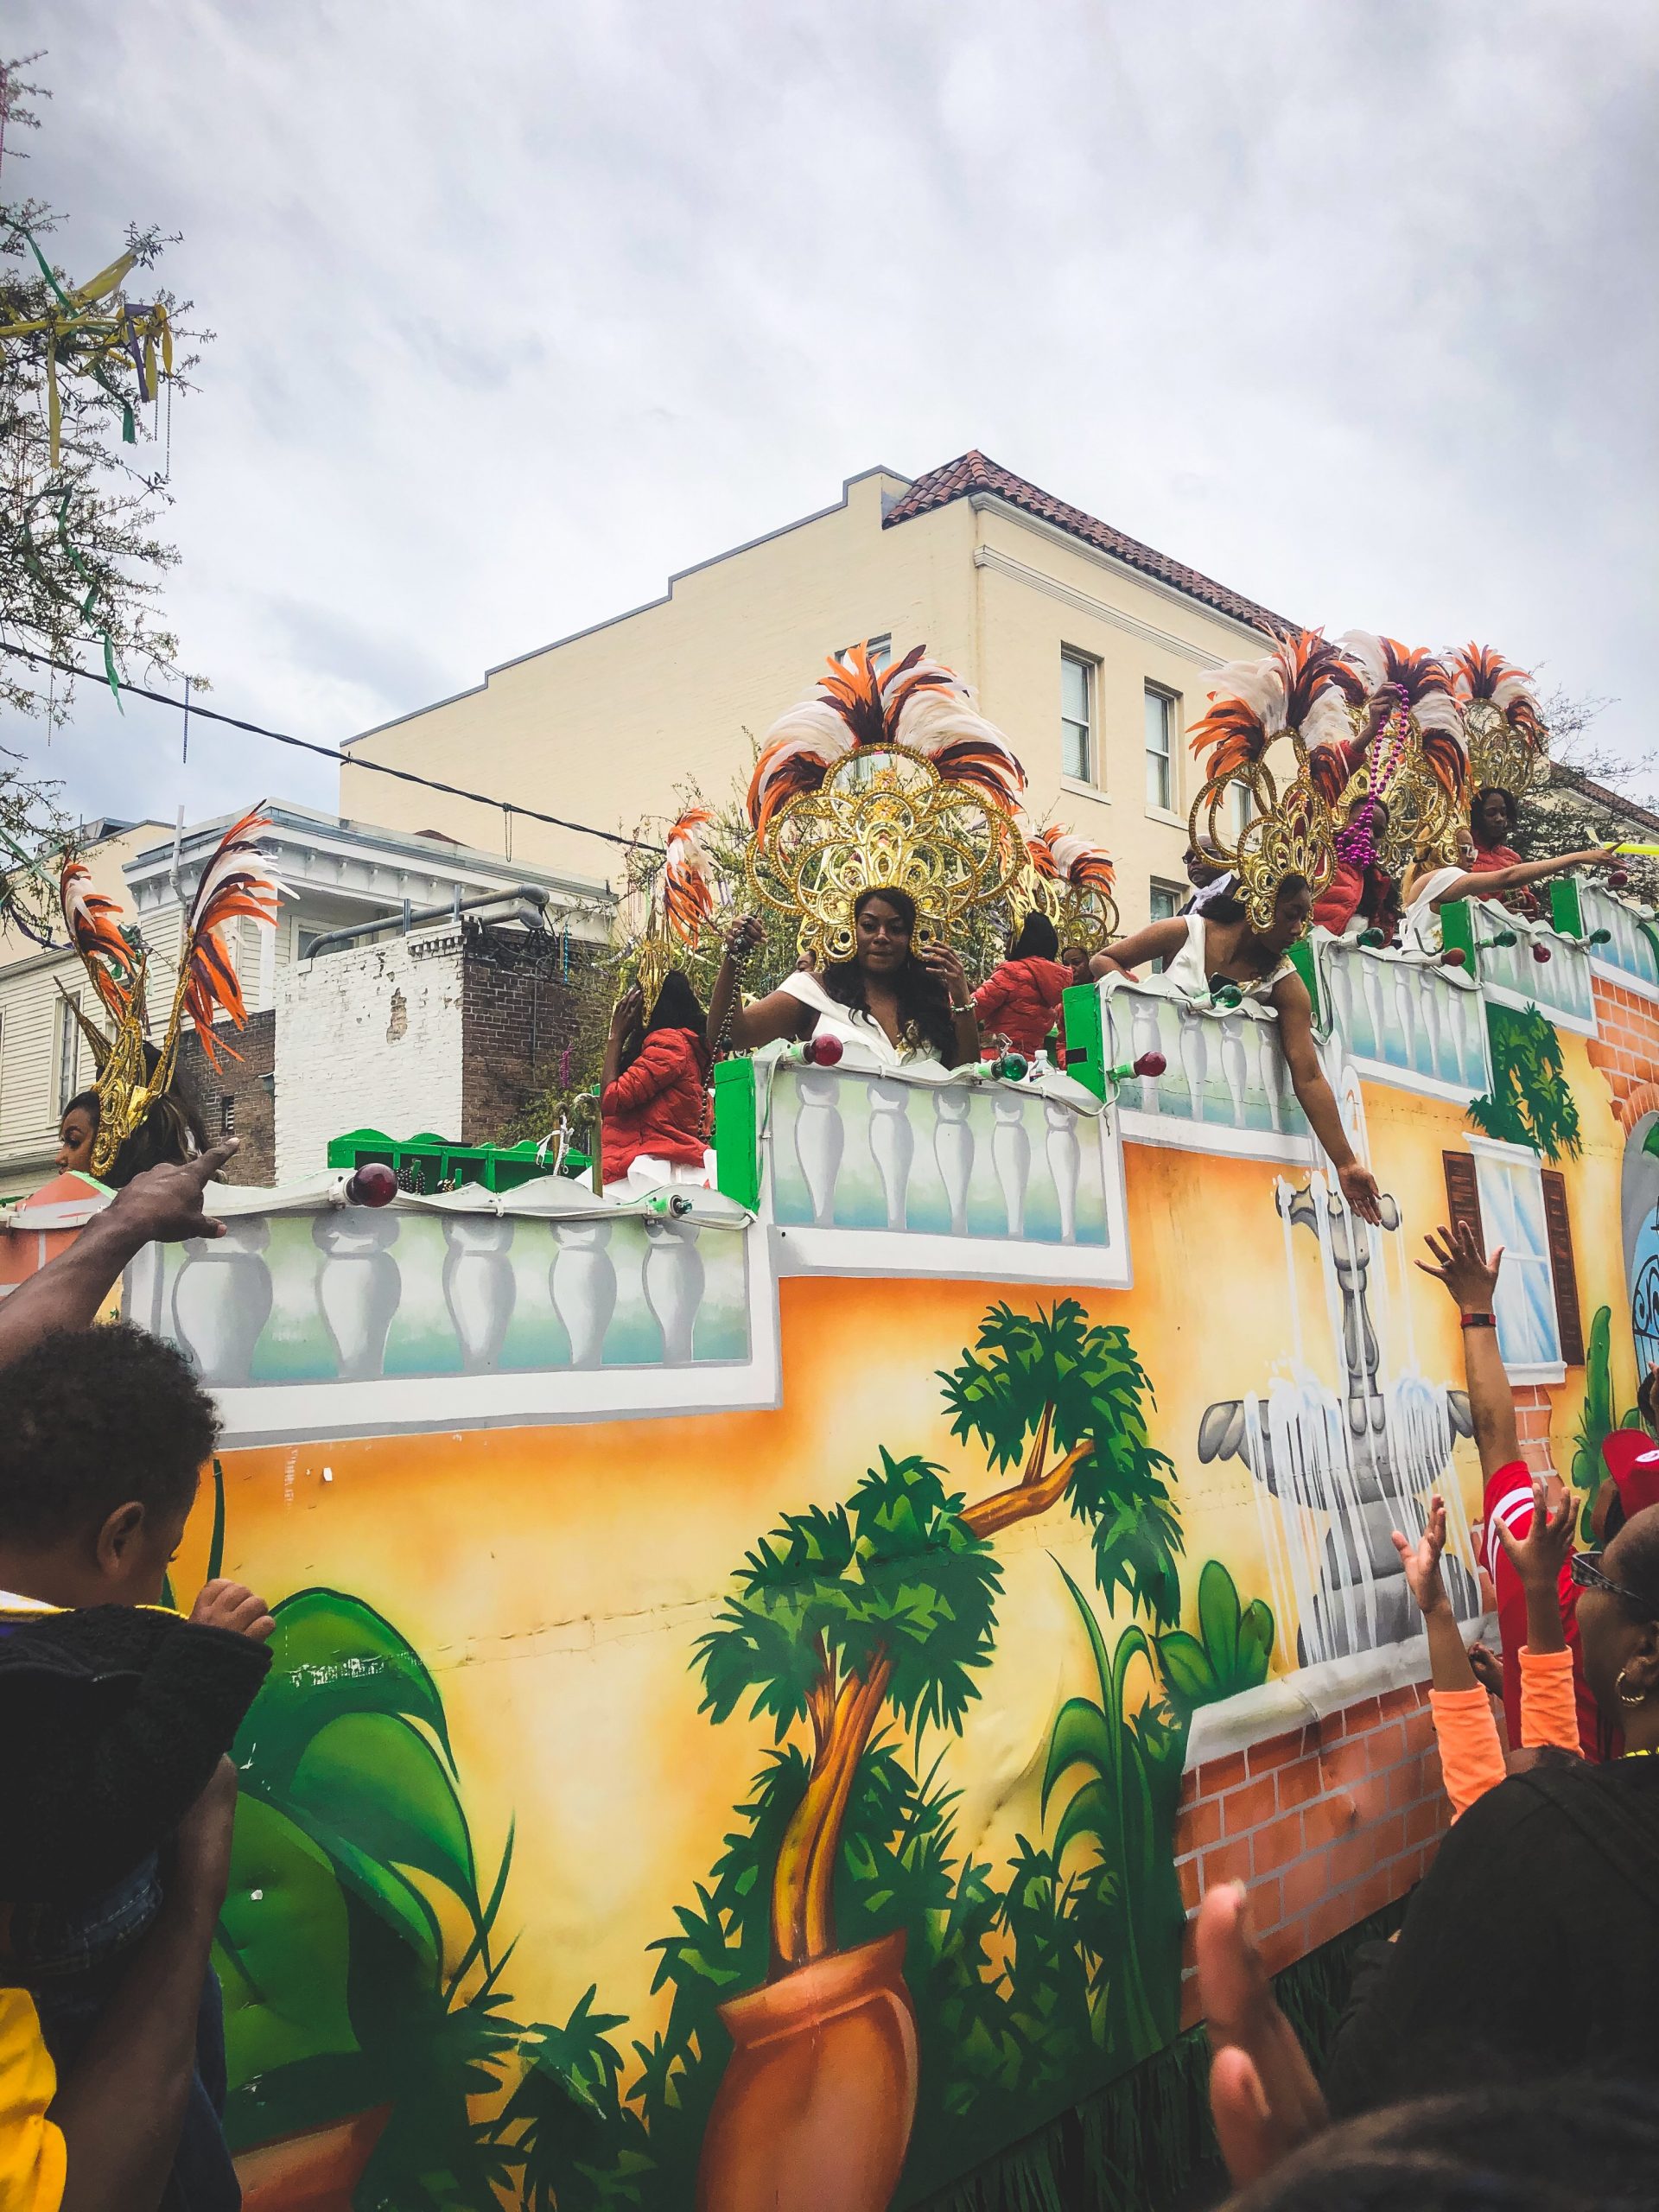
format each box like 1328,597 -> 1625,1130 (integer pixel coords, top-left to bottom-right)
1333,633 -> 1470,869
1449,645 -> 1548,806
743,644 -> 1028,963
1020,823 -> 1119,952
59,808 -> 287,1179
627,804 -> 717,1005
1187,631 -> 1364,931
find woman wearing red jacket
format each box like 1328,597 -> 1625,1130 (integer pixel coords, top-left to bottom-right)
601,971 -> 712,1185
972,913 -> 1074,1058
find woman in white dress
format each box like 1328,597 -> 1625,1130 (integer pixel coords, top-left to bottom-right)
1398,826 -> 1618,953
1089,873 -> 1384,1224
705,886 -> 982,1069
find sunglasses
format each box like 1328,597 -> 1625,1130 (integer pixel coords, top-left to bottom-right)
1571,1551 -> 1658,1613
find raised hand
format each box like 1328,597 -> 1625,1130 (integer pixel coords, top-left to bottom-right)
1338,1160 -> 1383,1227
190,1579 -> 276,1642
1198,1880 -> 1329,2186
105,1141 -> 238,1246
1391,1493 -> 1450,1618
918,940 -> 970,1006
1494,1474 -> 1574,1592
1416,1220 -> 1503,1313
727,915 -> 764,961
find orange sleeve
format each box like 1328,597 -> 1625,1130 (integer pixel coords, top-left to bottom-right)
973,967 -> 1013,1028
1428,1687 -> 1508,1821
1518,1644 -> 1580,1753
0,1989 -> 66,2212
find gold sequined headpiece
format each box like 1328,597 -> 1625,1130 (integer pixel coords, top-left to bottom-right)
744,644 -> 1028,963
59,808 -> 286,1178
1449,645 -> 1548,809
1020,824 -> 1119,952
630,805 -> 716,1003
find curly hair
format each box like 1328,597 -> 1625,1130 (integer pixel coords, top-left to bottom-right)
0,1324 -> 219,1548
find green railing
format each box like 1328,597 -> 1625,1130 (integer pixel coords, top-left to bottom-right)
326,1126 -> 563,1195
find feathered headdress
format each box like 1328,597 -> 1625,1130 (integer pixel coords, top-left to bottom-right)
1450,643 -> 1548,801
743,642 -> 1027,963
1022,823 -> 1120,950
747,642 -> 1027,835
1334,632 -> 1471,861
1187,631 -> 1363,929
631,804 -> 718,1001
1336,632 -> 1462,734
60,807 -> 287,1178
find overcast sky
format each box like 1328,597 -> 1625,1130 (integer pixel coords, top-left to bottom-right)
9,0 -> 1656,862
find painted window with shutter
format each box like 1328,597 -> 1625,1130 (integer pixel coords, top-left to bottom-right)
1442,1149 -> 1484,1249
1460,1139 -> 1565,1376
1539,1168 -> 1585,1365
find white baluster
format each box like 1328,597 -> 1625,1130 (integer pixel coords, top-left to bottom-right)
932,1091 -> 975,1235
312,1211 -> 401,1382
1044,1100 -> 1082,1242
1179,1010 -> 1207,1118
643,1220 -> 705,1364
1251,1020 -> 1282,1134
992,1092 -> 1032,1237
1328,950 -> 1354,1047
550,1219 -> 616,1369
1362,958 -> 1388,1060
867,1077 -> 914,1231
793,1067 -> 844,1229
1131,1000 -> 1163,1114
1418,969 -> 1442,1080
171,1217 -> 273,1384
442,1214 -> 516,1373
1220,1017 -> 1248,1128
1391,964 -> 1417,1069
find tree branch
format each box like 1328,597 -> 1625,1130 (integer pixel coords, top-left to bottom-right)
1020,1400 -> 1055,1490
963,1438 -> 1093,1541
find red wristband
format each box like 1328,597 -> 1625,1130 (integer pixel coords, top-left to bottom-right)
1459,1313 -> 1497,1330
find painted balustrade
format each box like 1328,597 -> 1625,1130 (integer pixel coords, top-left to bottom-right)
121,1182 -> 775,1445
1579,880 -> 1659,995
754,1053 -> 1129,1286
1098,983 -> 1311,1154
1470,897 -> 1596,1032
1315,938 -> 1491,1100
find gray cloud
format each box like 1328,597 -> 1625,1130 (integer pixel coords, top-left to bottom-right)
9,0 -> 1656,843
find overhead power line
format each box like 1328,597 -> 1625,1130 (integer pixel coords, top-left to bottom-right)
0,642 -> 663,856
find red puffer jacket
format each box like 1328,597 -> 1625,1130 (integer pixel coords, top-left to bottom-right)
972,957 -> 1073,1057
601,1027 -> 711,1179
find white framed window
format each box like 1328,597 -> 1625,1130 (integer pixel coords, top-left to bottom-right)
836,633 -> 891,671
1061,650 -> 1096,784
54,991 -> 82,1118
1149,880 -> 1184,974
1145,684 -> 1178,812
1469,1139 -> 1562,1376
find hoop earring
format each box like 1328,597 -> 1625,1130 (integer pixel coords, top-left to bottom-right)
1617,1668 -> 1646,1708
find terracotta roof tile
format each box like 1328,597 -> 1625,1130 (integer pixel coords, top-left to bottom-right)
883,450 -> 1296,638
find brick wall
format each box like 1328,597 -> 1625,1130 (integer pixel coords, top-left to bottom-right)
1586,976 -> 1659,1130
175,1009 -> 276,1185
1175,1683 -> 1448,2026
459,930 -> 583,1144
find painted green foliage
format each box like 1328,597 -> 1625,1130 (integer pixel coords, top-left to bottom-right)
1571,1305 -> 1645,1540
1469,1002 -> 1582,1161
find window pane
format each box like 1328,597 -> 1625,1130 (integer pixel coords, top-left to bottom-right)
1061,654 -> 1090,725
1475,1154 -> 1562,1367
1062,717 -> 1090,781
1147,747 -> 1171,810
1144,688 -> 1171,754
1145,689 -> 1173,810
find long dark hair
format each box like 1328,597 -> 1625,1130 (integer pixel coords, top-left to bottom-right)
820,887 -> 958,1064
1011,912 -> 1059,960
65,1052 -> 209,1188
621,969 -> 709,1077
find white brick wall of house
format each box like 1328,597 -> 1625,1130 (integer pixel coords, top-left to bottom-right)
275,933 -> 464,1180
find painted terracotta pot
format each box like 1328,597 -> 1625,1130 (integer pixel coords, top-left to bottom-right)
235,2104 -> 391,2212
696,1929 -> 919,2212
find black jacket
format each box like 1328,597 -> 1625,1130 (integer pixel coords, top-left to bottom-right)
1324,1753 -> 1659,2114
0,1603 -> 270,1900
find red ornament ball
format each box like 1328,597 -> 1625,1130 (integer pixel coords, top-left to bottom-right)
1440,947 -> 1468,969
1134,1051 -> 1168,1077
1532,944 -> 1553,964
806,1033 -> 844,1066
1611,869 -> 1630,891
346,1161 -> 397,1208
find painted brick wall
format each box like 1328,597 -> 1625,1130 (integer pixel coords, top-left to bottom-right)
175,1009 -> 276,1185
459,934 -> 583,1145
1586,975 -> 1659,1130
274,936 -> 464,1179
1175,1683 -> 1448,2026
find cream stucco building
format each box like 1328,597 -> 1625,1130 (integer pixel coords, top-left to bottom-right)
341,451 -> 1294,933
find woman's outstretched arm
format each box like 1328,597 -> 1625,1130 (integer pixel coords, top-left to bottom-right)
1087,918 -> 1188,979
1412,847 -> 1617,910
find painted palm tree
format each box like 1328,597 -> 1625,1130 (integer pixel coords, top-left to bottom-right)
696,1299 -> 1181,1975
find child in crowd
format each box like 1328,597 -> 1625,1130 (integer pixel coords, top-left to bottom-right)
0,1322 -> 275,2212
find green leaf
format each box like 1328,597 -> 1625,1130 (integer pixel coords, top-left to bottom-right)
1154,1629 -> 1217,1707
1236,1600 -> 1275,1688
1198,1559 -> 1242,1680
283,1710 -> 479,1922
215,1794 -> 358,2092
1040,1696 -> 1116,1817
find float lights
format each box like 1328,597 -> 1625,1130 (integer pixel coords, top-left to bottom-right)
1610,870 -> 1631,892
1439,947 -> 1469,969
996,1052 -> 1028,1081
1533,944 -> 1553,965
645,1192 -> 695,1218
791,1034 -> 843,1067
1211,982 -> 1243,1009
346,1162 -> 397,1208
1491,930 -> 1518,950
1587,928 -> 1614,946
1358,928 -> 1388,950
1107,1051 -> 1167,1084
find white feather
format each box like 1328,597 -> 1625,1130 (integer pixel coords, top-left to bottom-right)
1300,690 -> 1356,751
1336,630 -> 1389,691
893,689 -> 1027,796
1414,695 -> 1464,738
758,699 -> 855,756
1205,655 -> 1287,733
1491,670 -> 1537,714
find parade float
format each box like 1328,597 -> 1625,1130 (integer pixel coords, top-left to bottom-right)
6,636 -> 1659,2212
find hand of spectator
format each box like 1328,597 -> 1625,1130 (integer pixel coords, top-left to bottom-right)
1338,1160 -> 1383,1226
170,1756 -> 238,1913
106,1141 -> 238,1246
1415,1220 -> 1503,1314
1197,1880 -> 1328,2187
190,1579 -> 276,1641
1494,1474 -> 1574,1592
1391,1493 -> 1451,1617
1468,1641 -> 1504,1697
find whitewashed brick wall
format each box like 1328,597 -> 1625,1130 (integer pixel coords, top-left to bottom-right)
275,934 -> 464,1179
